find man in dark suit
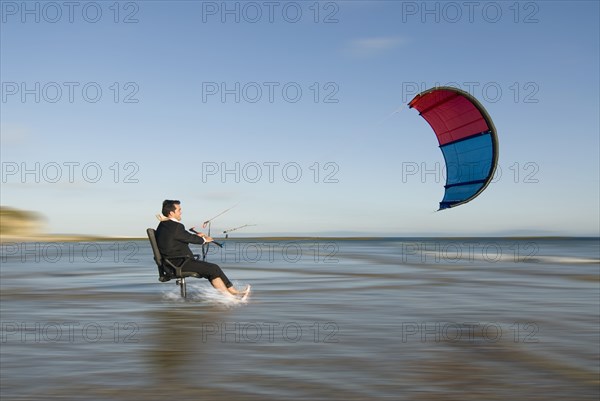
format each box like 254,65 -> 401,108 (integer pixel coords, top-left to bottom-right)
156,200 -> 249,298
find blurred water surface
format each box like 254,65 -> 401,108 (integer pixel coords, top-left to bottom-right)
1,238 -> 599,400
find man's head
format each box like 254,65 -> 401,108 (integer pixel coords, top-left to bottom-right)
162,200 -> 182,221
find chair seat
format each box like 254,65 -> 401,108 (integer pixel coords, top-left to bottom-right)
159,271 -> 200,282
147,228 -> 200,299
181,271 -> 200,278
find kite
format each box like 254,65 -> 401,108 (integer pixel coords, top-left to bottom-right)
408,86 -> 499,210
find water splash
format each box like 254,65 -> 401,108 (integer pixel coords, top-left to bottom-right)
161,281 -> 250,307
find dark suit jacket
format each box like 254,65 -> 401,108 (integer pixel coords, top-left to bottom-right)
155,219 -> 206,260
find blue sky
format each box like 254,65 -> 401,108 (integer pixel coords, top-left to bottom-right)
1,0 -> 599,237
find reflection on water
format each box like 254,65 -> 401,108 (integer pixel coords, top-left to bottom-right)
1,238 -> 599,400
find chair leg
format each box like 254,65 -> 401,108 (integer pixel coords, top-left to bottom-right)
175,278 -> 187,299
180,277 -> 186,299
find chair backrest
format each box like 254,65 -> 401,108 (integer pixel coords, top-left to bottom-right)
146,228 -> 164,273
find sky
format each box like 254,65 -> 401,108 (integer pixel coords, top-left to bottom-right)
1,0 -> 599,237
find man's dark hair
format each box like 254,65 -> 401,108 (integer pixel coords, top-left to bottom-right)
162,200 -> 180,217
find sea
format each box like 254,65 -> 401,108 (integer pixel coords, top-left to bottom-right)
1,237 -> 599,400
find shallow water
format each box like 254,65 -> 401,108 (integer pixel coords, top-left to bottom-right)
1,238 -> 599,400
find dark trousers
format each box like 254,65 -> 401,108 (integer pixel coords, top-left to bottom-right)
182,259 -> 233,288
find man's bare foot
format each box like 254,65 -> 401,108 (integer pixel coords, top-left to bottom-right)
240,285 -> 251,302
227,284 -> 250,297
242,284 -> 251,295
218,289 -> 238,299
227,284 -> 250,301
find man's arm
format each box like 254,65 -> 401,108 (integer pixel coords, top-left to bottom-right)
173,223 -> 206,245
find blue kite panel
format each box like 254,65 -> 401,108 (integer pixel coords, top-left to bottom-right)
439,132 -> 494,209
440,132 -> 493,187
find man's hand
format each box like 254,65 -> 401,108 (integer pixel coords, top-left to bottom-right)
197,232 -> 215,243
190,227 -> 213,242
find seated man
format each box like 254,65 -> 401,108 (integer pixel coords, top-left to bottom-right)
155,199 -> 249,299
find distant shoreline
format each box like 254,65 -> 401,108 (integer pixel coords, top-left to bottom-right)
1,234 -> 598,243
0,234 -> 127,243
